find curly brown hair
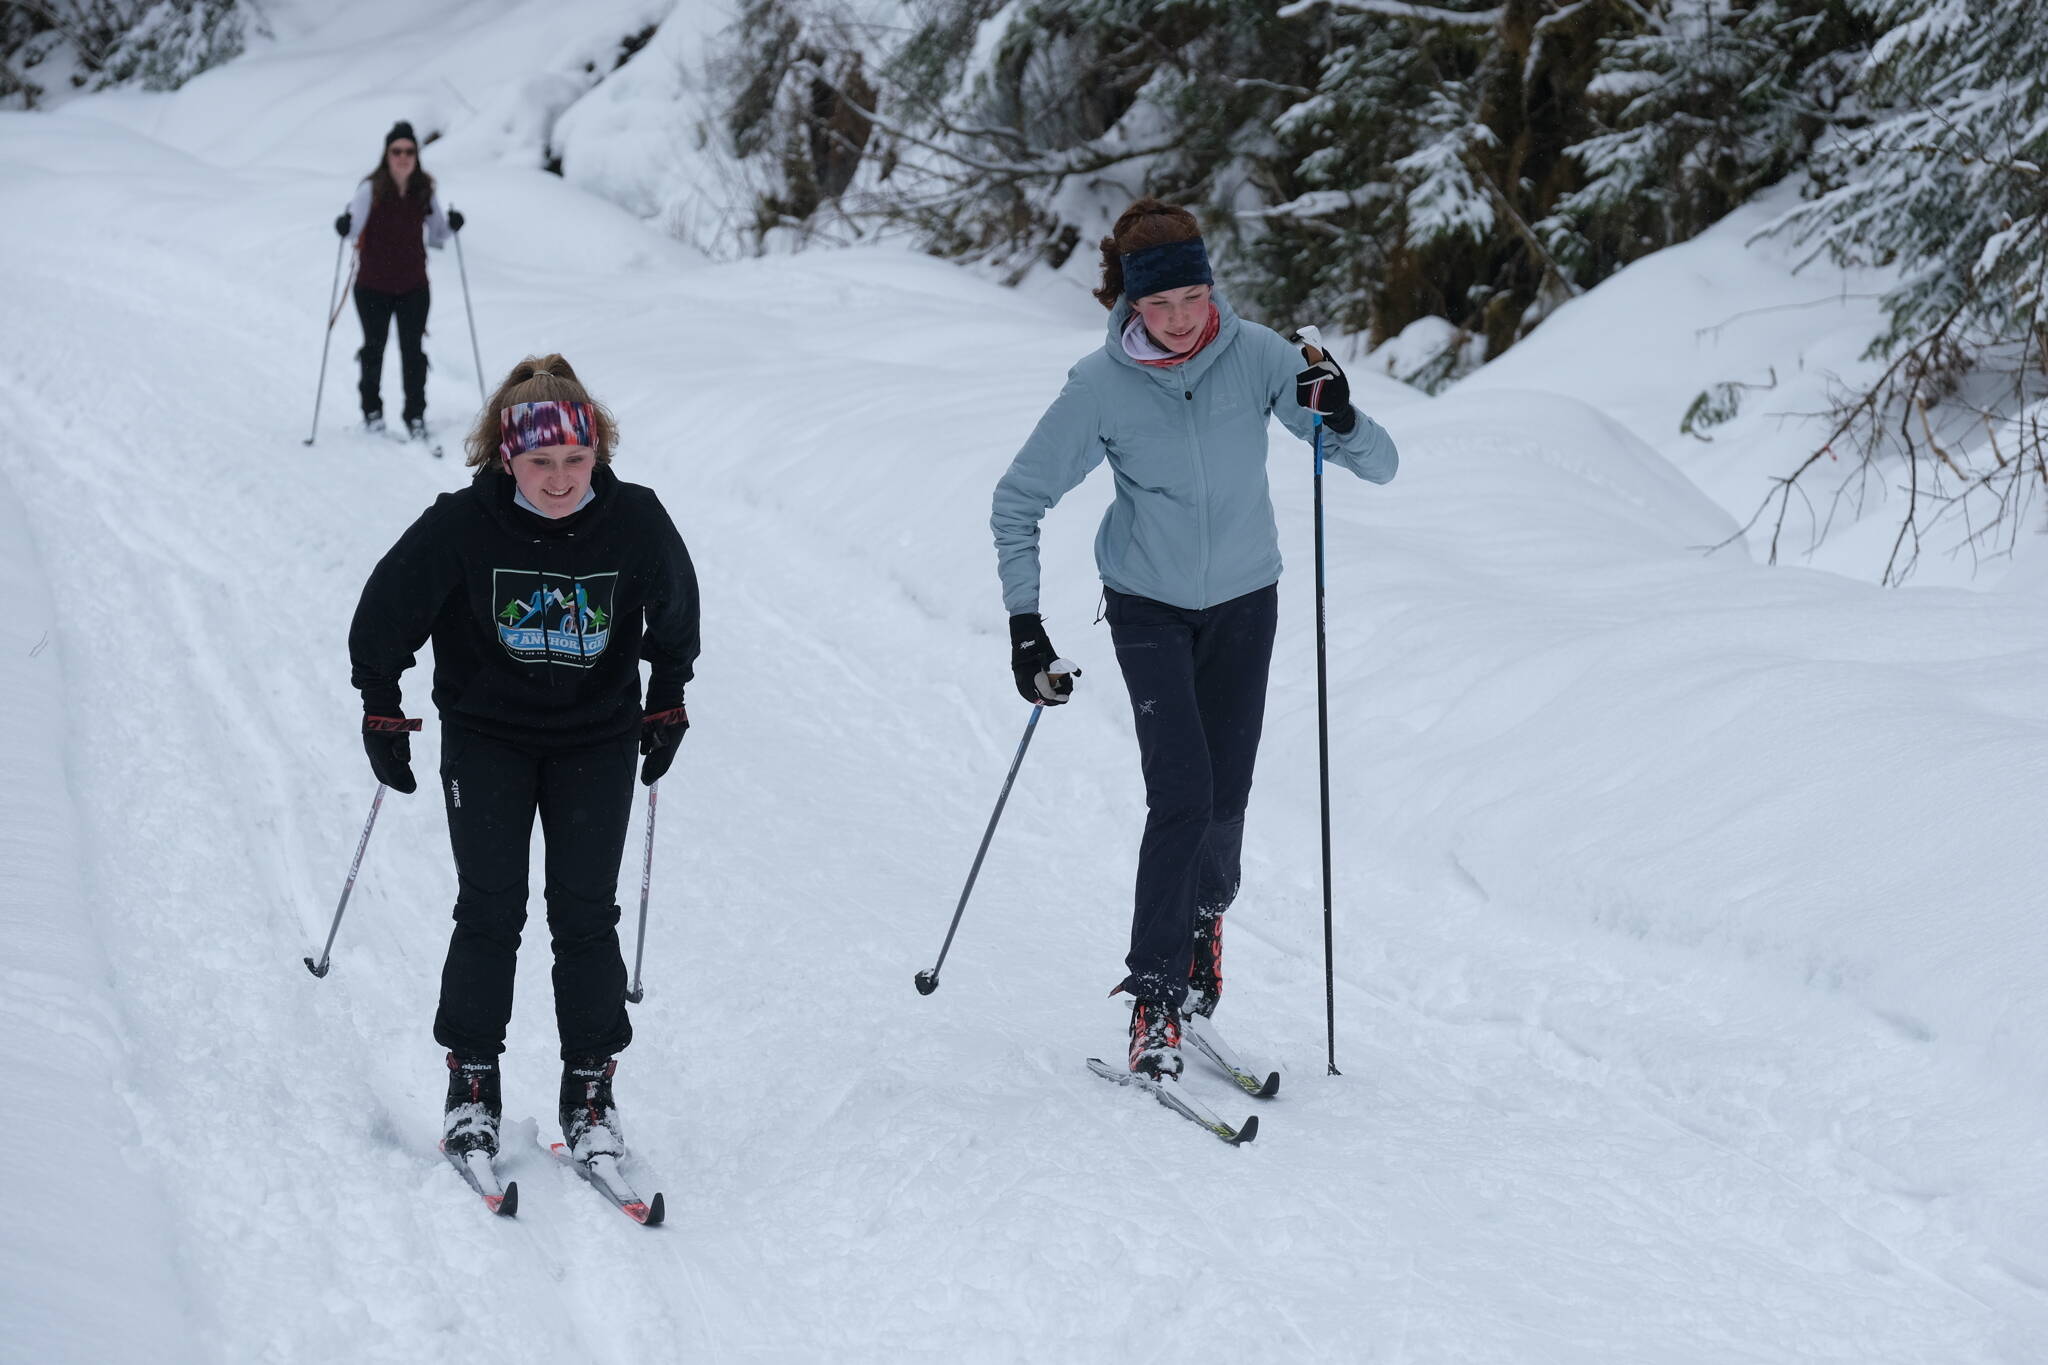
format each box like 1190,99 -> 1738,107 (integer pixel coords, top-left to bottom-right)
1093,198 -> 1204,309
465,354 -> 619,471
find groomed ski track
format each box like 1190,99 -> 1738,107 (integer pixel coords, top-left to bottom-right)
4,4 -> 2048,1361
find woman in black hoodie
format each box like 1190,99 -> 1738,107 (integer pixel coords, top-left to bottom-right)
348,353 -> 698,1171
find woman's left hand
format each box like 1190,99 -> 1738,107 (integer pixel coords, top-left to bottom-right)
639,704 -> 689,786
1295,351 -> 1350,417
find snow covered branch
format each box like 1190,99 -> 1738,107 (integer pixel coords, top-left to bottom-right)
1275,0 -> 1504,28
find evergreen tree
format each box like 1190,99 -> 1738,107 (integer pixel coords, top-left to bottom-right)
1779,0 -> 2048,354
1557,0 -> 1866,277
1746,0 -> 2048,581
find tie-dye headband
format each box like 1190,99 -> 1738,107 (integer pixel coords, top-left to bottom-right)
499,400 -> 596,464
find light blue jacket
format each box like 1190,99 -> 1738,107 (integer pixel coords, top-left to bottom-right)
992,292 -> 1398,614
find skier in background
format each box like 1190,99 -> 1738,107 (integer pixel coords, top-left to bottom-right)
348,354 -> 698,1167
333,120 -> 463,442
990,197 -> 1399,1080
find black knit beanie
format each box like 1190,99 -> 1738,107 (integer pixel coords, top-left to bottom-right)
384,121 -> 416,149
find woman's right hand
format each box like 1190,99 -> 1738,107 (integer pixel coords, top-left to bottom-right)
1009,614 -> 1079,705
334,212 -> 351,238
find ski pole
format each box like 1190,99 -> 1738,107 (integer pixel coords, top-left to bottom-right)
1296,325 -> 1342,1077
452,218 -> 487,408
304,783 -> 396,978
625,782 -> 659,1004
302,233 -> 349,446
914,698 -> 1054,995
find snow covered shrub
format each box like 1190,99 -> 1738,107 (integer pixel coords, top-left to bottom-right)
1,0 -> 265,109
1752,0 -> 2048,581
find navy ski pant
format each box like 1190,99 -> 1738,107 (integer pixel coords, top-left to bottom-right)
354,283 -> 429,424
433,723 -> 637,1061
1105,583 -> 1278,1005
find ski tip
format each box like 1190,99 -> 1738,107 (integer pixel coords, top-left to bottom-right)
492,1181 -> 520,1217
642,1192 -> 666,1227
1256,1071 -> 1280,1099
1231,1115 -> 1259,1146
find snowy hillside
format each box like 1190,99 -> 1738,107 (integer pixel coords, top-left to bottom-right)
3,3 -> 2048,1362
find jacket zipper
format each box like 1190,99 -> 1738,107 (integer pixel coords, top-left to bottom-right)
1179,369 -> 1212,607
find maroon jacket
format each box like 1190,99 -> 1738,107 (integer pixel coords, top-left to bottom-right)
344,179 -> 450,294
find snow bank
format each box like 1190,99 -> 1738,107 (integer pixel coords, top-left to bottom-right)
1454,186 -> 2047,588
549,1 -> 738,255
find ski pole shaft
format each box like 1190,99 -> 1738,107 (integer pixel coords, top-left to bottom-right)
303,234 -> 347,446
914,705 -> 1043,995
305,785 -> 390,978
1313,414 -> 1340,1076
452,223 -> 487,408
625,782 -> 658,1004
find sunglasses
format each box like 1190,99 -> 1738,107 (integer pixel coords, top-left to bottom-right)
388,144 -> 418,157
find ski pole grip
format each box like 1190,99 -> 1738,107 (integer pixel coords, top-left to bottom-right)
1291,324 -> 1326,366
363,716 -> 423,733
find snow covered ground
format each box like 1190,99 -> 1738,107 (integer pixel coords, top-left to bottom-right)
3,4 -> 2047,1362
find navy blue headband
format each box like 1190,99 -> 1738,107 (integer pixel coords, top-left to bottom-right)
1121,238 -> 1212,302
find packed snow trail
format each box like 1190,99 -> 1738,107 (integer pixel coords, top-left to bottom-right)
4,5 -> 2048,1362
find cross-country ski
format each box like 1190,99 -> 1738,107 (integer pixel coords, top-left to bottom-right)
545,1141 -> 666,1227
440,1144 -> 518,1217
1085,1058 -> 1258,1146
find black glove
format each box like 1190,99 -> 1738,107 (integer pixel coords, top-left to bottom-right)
334,212 -> 351,238
447,208 -> 465,233
639,704 -> 689,786
1295,350 -> 1353,424
1009,613 -> 1078,705
363,715 -> 421,794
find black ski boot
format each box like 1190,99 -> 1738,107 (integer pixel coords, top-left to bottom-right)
560,1056 -> 626,1161
443,1053 -> 501,1158
1188,911 -> 1224,1019
1128,999 -> 1184,1079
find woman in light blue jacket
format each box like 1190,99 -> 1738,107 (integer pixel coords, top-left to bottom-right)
991,197 -> 1397,1080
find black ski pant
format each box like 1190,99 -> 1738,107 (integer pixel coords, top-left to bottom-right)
433,723 -> 637,1061
1105,583 -> 1277,1007
353,283 -> 429,424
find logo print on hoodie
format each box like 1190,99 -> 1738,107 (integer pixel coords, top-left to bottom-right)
493,569 -> 618,667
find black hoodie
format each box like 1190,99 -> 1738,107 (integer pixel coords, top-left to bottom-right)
349,464 -> 699,748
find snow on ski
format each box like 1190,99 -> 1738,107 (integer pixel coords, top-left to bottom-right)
1085,1058 -> 1258,1146
1182,1015 -> 1280,1099
545,1141 -> 665,1226
335,424 -> 443,458
440,1143 -> 518,1217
